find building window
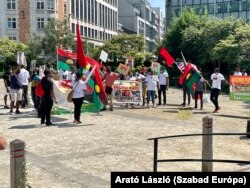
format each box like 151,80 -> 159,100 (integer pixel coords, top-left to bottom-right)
9,36 -> 17,41
72,23 -> 75,33
64,3 -> 67,16
37,18 -> 45,29
37,0 -> 45,10
7,0 -> 16,10
47,0 -> 54,10
7,18 -> 16,29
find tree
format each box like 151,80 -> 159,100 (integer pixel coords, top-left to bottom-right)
28,19 -> 75,63
0,38 -> 28,68
100,33 -> 145,67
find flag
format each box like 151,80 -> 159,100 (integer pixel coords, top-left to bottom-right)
184,68 -> 201,97
76,23 -> 88,68
179,63 -> 192,85
57,48 -> 77,71
157,48 -> 175,67
175,61 -> 186,72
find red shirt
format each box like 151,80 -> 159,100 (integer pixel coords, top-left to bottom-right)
105,72 -> 118,87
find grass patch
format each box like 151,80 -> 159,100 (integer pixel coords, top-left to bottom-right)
178,107 -> 192,120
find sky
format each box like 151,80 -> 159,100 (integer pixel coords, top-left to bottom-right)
148,0 -> 165,12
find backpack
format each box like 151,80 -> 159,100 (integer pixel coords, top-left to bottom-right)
35,80 -> 45,97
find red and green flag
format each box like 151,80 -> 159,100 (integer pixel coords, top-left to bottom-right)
57,48 -> 77,71
185,68 -> 201,97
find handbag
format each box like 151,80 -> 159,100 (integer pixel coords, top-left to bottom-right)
67,81 -> 80,102
202,93 -> 210,104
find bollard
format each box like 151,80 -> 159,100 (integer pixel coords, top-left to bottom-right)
202,116 -> 213,172
10,139 -> 26,188
247,120 -> 250,138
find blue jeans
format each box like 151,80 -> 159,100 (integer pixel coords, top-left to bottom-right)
147,90 -> 156,104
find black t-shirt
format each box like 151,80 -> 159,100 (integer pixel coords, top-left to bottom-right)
3,72 -> 11,87
41,77 -> 53,98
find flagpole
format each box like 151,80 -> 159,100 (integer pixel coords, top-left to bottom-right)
85,65 -> 97,83
181,52 -> 187,65
180,52 -> 212,89
174,62 -> 183,73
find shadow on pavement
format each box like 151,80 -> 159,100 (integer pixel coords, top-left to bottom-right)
212,114 -> 249,120
163,110 -> 178,113
167,103 -> 182,107
9,125 -> 39,129
240,136 -> 250,140
57,123 -> 95,128
193,111 -> 210,115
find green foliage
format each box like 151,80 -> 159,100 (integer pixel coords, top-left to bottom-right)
162,8 -> 250,81
28,19 -> 75,63
0,38 -> 28,67
100,33 -> 145,67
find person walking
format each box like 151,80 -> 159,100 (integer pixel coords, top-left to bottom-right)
71,71 -> 87,124
40,69 -> 56,126
9,66 -> 22,114
3,66 -> 12,109
19,65 -> 30,108
145,69 -> 159,108
157,67 -> 169,105
210,67 -> 229,113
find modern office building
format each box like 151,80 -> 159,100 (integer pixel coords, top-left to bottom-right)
0,0 -> 118,47
118,0 -> 165,52
166,0 -> 250,27
70,0 -> 118,47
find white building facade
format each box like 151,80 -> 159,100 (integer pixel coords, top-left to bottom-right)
0,0 -> 118,47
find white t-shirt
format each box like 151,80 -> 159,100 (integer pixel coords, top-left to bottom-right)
211,73 -> 225,90
158,72 -> 169,86
68,72 -> 75,81
18,68 -> 30,85
234,71 -> 242,76
145,75 -> 159,91
71,80 -> 87,99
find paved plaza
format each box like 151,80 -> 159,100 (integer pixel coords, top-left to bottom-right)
0,81 -> 250,187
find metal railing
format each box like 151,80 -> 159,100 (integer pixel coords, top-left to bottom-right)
148,132 -> 250,172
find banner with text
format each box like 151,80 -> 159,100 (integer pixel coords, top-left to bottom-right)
229,76 -> 250,101
113,80 -> 142,105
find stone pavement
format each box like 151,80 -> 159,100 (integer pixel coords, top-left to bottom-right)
0,80 -> 249,187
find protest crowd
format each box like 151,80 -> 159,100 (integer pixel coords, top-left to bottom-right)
2,25 -> 249,126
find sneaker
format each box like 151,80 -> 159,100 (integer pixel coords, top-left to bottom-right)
153,104 -> 157,108
100,108 -> 106,111
41,121 -> 45,125
212,110 -> 218,113
147,104 -> 150,108
9,110 -> 15,115
200,107 -> 203,110
15,110 -> 22,114
4,105 -> 10,109
75,121 -> 82,124
110,108 -> 113,111
46,122 -> 55,126
157,103 -> 161,106
218,106 -> 221,110
194,106 -> 197,109
181,103 -> 186,106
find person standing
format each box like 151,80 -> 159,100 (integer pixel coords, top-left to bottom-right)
31,69 -> 40,117
242,69 -> 247,76
71,71 -> 87,124
19,65 -> 30,108
40,69 -> 56,126
3,66 -> 12,109
9,66 -> 22,114
194,77 -> 206,110
104,67 -> 119,111
181,80 -> 191,107
157,67 -> 169,105
210,67 -> 229,113
233,66 -> 242,76
145,69 -> 159,108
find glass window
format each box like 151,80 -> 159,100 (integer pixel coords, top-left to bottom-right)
37,18 -> 45,29
7,0 -> 16,10
72,23 -> 75,33
37,0 -> 45,10
7,18 -> 16,29
80,26 -> 84,35
71,0 -> 75,16
64,3 -> 67,16
9,36 -> 17,41
47,0 -> 54,10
